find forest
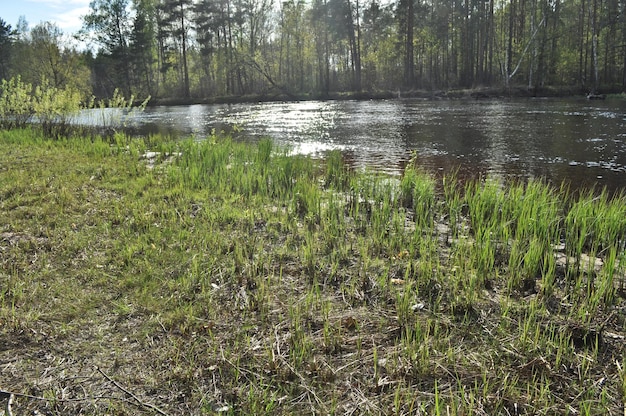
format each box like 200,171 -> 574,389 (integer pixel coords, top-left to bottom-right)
1,0 -> 626,102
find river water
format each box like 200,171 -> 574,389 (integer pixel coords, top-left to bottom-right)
91,97 -> 626,192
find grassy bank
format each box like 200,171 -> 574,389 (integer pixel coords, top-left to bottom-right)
1,128 -> 625,415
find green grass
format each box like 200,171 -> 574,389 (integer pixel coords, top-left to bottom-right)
1,128 -> 625,415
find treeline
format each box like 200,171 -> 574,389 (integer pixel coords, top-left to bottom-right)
0,20 -> 92,100
1,0 -> 626,101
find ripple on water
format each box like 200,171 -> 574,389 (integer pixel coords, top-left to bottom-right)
78,98 -> 626,192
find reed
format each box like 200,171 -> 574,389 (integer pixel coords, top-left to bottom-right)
324,149 -> 350,190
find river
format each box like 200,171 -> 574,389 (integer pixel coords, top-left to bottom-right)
87,97 -> 626,192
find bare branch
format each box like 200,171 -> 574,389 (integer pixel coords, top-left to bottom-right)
96,367 -> 171,416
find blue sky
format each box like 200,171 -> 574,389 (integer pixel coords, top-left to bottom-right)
1,0 -> 90,34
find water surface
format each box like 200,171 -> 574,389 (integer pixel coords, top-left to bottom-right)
90,98 -> 626,192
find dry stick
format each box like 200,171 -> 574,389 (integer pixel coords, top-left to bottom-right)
277,356 -> 326,412
0,386 -> 153,416
1,388 -> 131,403
96,367 -> 170,416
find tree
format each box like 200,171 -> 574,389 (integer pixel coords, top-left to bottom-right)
360,1 -> 397,89
326,0 -> 362,90
8,22 -> 91,99
622,0 -> 626,87
82,0 -> 133,95
0,18 -> 14,80
601,0 -> 618,86
238,0 -> 276,93
29,23 -> 66,87
397,0 -> 415,88
158,0 -> 192,98
277,0 -> 308,92
309,0 -> 331,94
130,0 -> 159,97
49,0 -> 626,97
194,0 -> 220,95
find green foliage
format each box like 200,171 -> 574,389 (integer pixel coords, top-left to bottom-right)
0,76 -> 33,128
94,88 -> 150,130
6,0 -> 626,99
0,76 -> 84,135
0,18 -> 14,80
0,76 -> 149,139
32,78 -> 84,138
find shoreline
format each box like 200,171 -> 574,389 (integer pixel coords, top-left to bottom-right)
148,85 -> 626,106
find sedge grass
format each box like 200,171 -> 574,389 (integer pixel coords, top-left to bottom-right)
1,128 -> 625,415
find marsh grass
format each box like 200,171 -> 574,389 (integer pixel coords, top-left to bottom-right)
1,128 -> 625,415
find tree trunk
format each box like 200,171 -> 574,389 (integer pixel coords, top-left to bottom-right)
404,0 -> 415,88
590,0 -> 599,93
179,0 -> 190,98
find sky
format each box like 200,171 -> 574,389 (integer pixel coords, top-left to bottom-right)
1,0 -> 90,35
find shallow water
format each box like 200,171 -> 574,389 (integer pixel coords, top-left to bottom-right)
81,97 -> 626,192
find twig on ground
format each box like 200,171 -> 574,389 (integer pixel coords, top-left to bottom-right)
277,356 -> 326,413
96,367 -> 170,416
1,385 -> 164,414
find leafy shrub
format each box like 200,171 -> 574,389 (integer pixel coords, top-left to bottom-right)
0,76 -> 34,129
0,76 -> 149,139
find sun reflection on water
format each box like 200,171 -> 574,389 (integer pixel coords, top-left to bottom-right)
77,97 -> 626,192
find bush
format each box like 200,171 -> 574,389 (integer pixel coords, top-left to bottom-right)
0,77 -> 149,139
0,76 -> 34,129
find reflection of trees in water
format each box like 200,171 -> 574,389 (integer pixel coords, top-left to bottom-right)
404,154 -> 488,182
340,149 -> 407,174
399,153 -> 626,196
